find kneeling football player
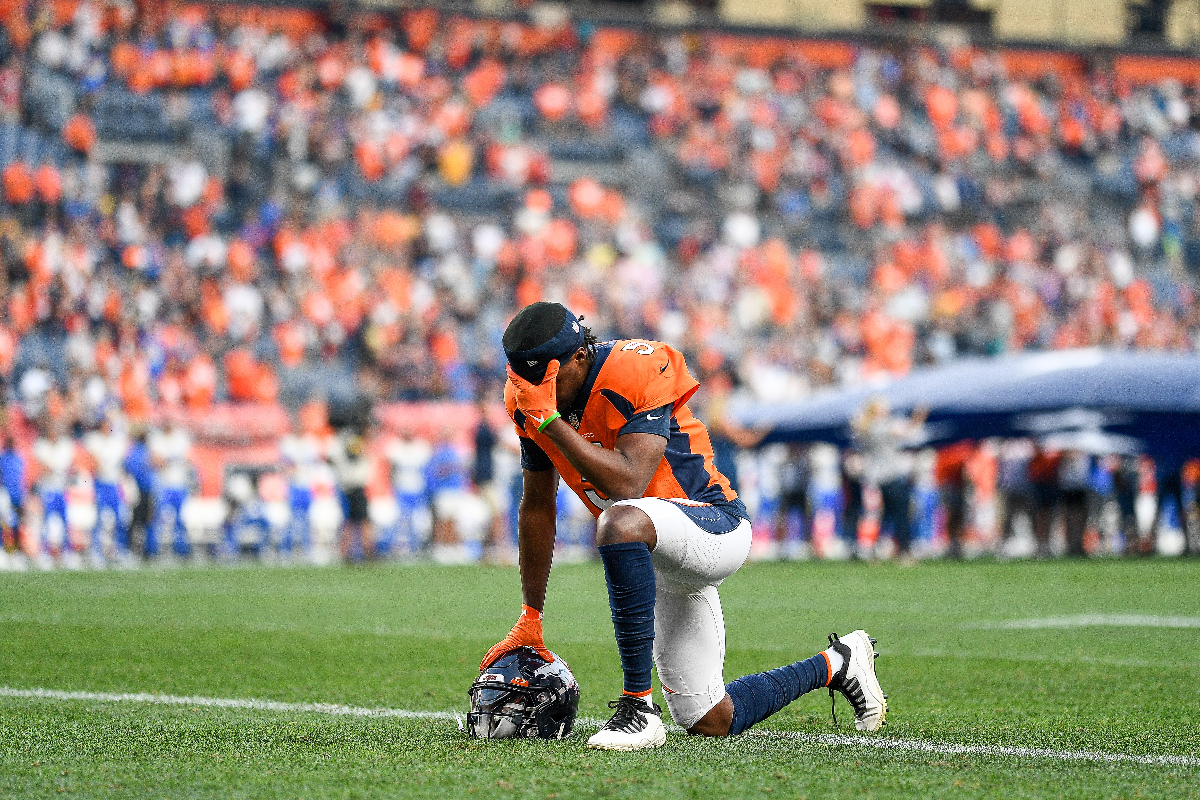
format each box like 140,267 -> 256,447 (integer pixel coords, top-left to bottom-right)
480,302 -> 887,750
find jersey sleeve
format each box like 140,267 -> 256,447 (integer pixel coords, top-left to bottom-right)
600,342 -> 701,422
617,403 -> 672,439
519,437 -> 554,471
646,343 -> 700,411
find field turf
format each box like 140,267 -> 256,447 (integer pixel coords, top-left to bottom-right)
0,558 -> 1197,798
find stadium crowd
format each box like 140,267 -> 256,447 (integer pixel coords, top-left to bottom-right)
3,394 -> 1198,568
1,1 -> 1200,567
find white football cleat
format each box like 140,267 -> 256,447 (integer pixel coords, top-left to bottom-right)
586,694 -> 667,751
827,630 -> 888,732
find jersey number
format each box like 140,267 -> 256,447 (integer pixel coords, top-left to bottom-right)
585,488 -> 616,511
621,341 -> 655,355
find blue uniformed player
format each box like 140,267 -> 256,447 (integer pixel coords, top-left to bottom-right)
149,416 -> 194,558
84,416 -> 131,561
0,429 -> 25,552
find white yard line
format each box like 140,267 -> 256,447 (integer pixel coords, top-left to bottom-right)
1,686 -> 1196,768
744,729 -> 1200,767
0,686 -> 461,721
963,615 -> 1200,630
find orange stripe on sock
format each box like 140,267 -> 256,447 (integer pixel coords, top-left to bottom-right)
623,688 -> 653,698
821,651 -> 833,686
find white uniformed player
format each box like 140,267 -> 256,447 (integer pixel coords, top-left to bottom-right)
84,416 -> 130,561
279,423 -> 328,556
385,424 -> 433,555
149,417 -> 193,558
33,421 -> 76,562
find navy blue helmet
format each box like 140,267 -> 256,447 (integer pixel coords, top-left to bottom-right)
467,647 -> 580,739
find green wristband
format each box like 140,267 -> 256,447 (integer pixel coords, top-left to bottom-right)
537,411 -> 561,432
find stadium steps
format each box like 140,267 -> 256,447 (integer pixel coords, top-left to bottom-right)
93,88 -> 178,143
25,66 -> 76,132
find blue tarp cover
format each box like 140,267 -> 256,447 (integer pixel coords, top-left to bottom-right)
732,349 -> 1200,468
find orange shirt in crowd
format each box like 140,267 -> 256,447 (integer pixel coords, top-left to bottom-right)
184,355 -> 217,409
0,325 -> 14,376
2,162 -> 33,204
34,164 -> 61,204
935,441 -> 975,488
63,113 -> 96,153
1029,451 -> 1062,486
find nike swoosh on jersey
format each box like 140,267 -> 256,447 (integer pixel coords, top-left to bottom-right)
647,413 -> 663,420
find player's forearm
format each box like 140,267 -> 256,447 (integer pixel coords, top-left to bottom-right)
517,498 -> 557,612
540,419 -> 649,501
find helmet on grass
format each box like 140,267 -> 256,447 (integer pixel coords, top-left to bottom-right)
467,647 -> 580,739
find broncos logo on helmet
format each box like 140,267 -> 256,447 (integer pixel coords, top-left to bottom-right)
466,647 -> 580,739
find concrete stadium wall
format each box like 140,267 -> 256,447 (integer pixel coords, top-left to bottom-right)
719,0 -> 865,31
990,0 -> 1125,45
715,0 -> 1191,47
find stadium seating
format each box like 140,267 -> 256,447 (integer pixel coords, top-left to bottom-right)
2,2 -> 1200,563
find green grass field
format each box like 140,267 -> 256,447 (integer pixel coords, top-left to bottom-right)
0,558 -> 1197,798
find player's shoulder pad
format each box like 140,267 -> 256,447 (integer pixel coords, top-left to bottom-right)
601,340 -> 699,414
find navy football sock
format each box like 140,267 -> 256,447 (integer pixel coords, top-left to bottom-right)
597,541 -> 656,696
726,654 -> 829,736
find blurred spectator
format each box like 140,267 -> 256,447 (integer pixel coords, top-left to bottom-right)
777,443 -> 810,559
330,429 -> 374,561
998,439 -> 1034,548
0,428 -> 24,553
1185,462 -> 1200,556
279,406 -> 332,556
498,419 -> 525,556
1058,449 -> 1093,557
472,397 -> 511,557
123,426 -> 155,557
1029,447 -> 1062,558
426,427 -> 472,562
149,416 -> 194,558
83,415 -> 130,563
472,405 -> 496,492
912,447 -> 940,551
841,449 -> 864,545
698,366 -> 765,494
852,397 -> 927,559
935,440 -> 975,558
33,420 -> 75,565
1111,454 -> 1141,554
1150,462 -> 1188,556
385,421 -> 433,555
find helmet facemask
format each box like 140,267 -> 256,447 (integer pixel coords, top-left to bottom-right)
466,648 -> 580,740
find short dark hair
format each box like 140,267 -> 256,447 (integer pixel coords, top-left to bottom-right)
580,323 -> 598,360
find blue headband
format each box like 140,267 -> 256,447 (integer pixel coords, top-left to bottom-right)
504,309 -> 585,384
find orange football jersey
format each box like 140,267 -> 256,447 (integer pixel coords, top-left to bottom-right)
505,339 -> 743,519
